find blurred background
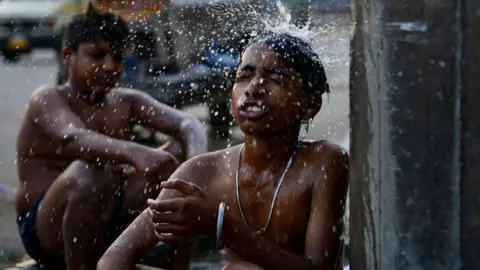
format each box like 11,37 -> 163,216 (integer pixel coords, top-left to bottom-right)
0,0 -> 350,268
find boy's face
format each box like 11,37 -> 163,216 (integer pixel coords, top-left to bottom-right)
63,40 -> 125,95
232,42 -> 321,136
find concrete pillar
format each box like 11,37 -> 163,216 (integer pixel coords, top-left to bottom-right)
459,2 -> 480,268
349,0 -> 480,269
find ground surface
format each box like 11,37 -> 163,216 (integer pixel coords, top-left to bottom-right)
0,13 -> 351,268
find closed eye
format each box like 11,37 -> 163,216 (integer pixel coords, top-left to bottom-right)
269,73 -> 285,82
235,64 -> 255,81
266,68 -> 290,82
235,73 -> 252,83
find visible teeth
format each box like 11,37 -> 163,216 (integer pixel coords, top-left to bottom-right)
246,105 -> 262,112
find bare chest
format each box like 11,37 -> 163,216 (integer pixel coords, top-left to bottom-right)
214,169 -> 312,254
69,99 -> 133,139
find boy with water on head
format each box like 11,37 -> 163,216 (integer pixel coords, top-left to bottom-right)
15,3 -> 207,270
99,32 -> 349,270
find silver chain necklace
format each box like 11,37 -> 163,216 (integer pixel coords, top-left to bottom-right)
235,142 -> 300,235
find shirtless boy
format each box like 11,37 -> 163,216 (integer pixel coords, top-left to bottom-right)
15,4 -> 207,270
98,32 -> 349,270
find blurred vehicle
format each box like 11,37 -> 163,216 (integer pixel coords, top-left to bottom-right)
0,0 -> 63,62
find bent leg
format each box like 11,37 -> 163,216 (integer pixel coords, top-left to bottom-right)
112,149 -> 179,236
36,160 -> 125,270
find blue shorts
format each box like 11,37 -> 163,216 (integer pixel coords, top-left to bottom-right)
17,194 -> 66,270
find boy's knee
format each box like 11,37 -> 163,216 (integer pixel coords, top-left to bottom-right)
59,160 -> 119,200
145,152 -> 180,183
154,154 -> 180,183
159,140 -> 185,163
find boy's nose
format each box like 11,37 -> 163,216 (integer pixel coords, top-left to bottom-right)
245,76 -> 266,98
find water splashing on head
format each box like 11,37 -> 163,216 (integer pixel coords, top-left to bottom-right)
259,1 -> 313,44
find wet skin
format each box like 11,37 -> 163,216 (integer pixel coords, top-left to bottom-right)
98,43 -> 349,270
15,40 -> 207,269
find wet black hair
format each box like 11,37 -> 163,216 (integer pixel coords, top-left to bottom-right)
245,32 -> 330,95
64,2 -> 129,51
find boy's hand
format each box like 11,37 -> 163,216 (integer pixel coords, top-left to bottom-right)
146,179 -> 218,241
132,148 -> 180,178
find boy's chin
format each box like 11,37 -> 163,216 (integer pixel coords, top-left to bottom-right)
238,119 -> 299,138
238,121 -> 274,137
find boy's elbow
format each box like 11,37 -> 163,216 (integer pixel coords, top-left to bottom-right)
180,116 -> 207,146
180,115 -> 203,133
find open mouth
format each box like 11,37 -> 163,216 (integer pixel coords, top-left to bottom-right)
239,100 -> 270,120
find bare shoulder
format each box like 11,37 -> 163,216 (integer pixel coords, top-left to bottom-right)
303,139 -> 349,164
114,87 -> 151,100
114,87 -> 137,96
302,140 -> 349,190
29,84 -> 64,103
159,147 -> 236,200
113,87 -> 171,110
25,84 -> 68,118
169,145 -> 241,188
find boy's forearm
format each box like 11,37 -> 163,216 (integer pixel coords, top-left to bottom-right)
97,249 -> 135,270
99,210 -> 159,270
222,214 -> 317,270
63,128 -> 147,166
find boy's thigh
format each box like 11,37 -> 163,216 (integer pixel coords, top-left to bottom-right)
35,160 -> 124,256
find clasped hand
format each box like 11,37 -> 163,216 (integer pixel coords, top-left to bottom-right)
147,179 -> 218,242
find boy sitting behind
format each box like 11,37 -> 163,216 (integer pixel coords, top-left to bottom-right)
15,4 -> 207,270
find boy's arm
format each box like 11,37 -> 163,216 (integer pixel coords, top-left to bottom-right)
303,148 -> 349,269
122,89 -> 208,159
28,87 -> 166,168
220,148 -> 349,270
97,205 -> 193,270
97,162 -> 197,270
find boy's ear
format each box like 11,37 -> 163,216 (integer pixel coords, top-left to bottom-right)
303,91 -> 322,122
62,47 -> 74,66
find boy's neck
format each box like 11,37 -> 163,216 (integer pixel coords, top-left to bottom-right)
65,80 -> 106,106
243,131 -> 301,172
